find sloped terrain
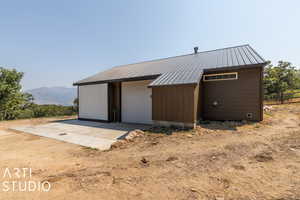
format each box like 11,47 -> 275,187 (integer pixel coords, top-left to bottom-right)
0,104 -> 300,200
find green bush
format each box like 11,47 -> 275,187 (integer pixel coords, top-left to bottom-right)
17,109 -> 35,119
15,104 -> 77,120
0,67 -> 77,121
264,61 -> 300,104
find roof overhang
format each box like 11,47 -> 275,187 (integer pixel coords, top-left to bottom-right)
73,74 -> 160,86
203,63 -> 267,73
74,63 -> 267,87
148,68 -> 203,88
148,82 -> 198,88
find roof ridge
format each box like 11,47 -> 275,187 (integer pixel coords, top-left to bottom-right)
191,44 -> 250,55
110,44 -> 250,69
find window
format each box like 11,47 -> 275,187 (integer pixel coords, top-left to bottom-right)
203,72 -> 238,82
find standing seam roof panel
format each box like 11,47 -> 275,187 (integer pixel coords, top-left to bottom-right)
241,47 -> 253,65
74,44 -> 266,85
231,47 -> 239,66
233,47 -> 241,65
246,45 -> 265,63
238,46 -> 252,65
149,65 -> 204,86
243,46 -> 257,64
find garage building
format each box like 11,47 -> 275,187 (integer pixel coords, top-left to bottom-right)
73,44 -> 267,128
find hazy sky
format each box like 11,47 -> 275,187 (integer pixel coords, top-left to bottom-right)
1,0 -> 299,90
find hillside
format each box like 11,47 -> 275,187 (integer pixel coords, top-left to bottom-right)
26,87 -> 76,106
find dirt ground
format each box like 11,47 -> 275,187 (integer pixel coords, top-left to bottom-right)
0,105 -> 300,200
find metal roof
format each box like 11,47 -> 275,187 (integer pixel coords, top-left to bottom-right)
148,67 -> 203,87
74,44 -> 266,86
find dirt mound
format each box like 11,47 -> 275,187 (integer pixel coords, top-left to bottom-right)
254,152 -> 274,162
110,129 -> 145,149
125,129 -> 144,141
166,156 -> 178,162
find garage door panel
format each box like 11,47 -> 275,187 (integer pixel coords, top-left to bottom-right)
122,80 -> 152,124
79,84 -> 108,120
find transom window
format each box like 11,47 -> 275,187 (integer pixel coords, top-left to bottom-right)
203,72 -> 238,82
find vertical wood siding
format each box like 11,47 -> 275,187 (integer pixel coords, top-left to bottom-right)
152,84 -> 198,123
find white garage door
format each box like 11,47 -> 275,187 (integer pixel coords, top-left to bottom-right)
79,84 -> 108,120
122,80 -> 152,124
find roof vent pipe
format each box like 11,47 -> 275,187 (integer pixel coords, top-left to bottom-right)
194,47 -> 198,54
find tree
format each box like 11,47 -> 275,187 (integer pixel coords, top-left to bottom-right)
0,67 -> 33,120
296,70 -> 300,89
264,61 -> 300,104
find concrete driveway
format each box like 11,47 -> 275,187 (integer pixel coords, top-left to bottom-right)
12,120 -> 150,150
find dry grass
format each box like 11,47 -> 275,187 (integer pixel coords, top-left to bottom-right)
264,97 -> 300,105
0,105 -> 300,200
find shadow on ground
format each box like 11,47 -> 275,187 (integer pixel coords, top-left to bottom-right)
146,126 -> 193,135
197,120 -> 257,131
52,119 -> 152,133
53,119 -> 256,136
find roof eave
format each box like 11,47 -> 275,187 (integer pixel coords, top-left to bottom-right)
73,74 -> 160,86
74,63 -> 267,86
203,63 -> 267,73
148,82 -> 198,88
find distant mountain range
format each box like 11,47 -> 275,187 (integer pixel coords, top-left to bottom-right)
26,87 -> 77,106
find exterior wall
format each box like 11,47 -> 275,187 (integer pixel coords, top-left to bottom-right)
121,80 -> 153,124
78,84 -> 108,120
202,66 -> 263,121
152,84 -> 198,124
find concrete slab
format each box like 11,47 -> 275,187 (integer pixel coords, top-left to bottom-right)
11,120 -> 150,150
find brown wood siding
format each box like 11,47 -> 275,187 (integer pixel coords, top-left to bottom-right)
152,84 -> 198,123
202,66 -> 263,121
